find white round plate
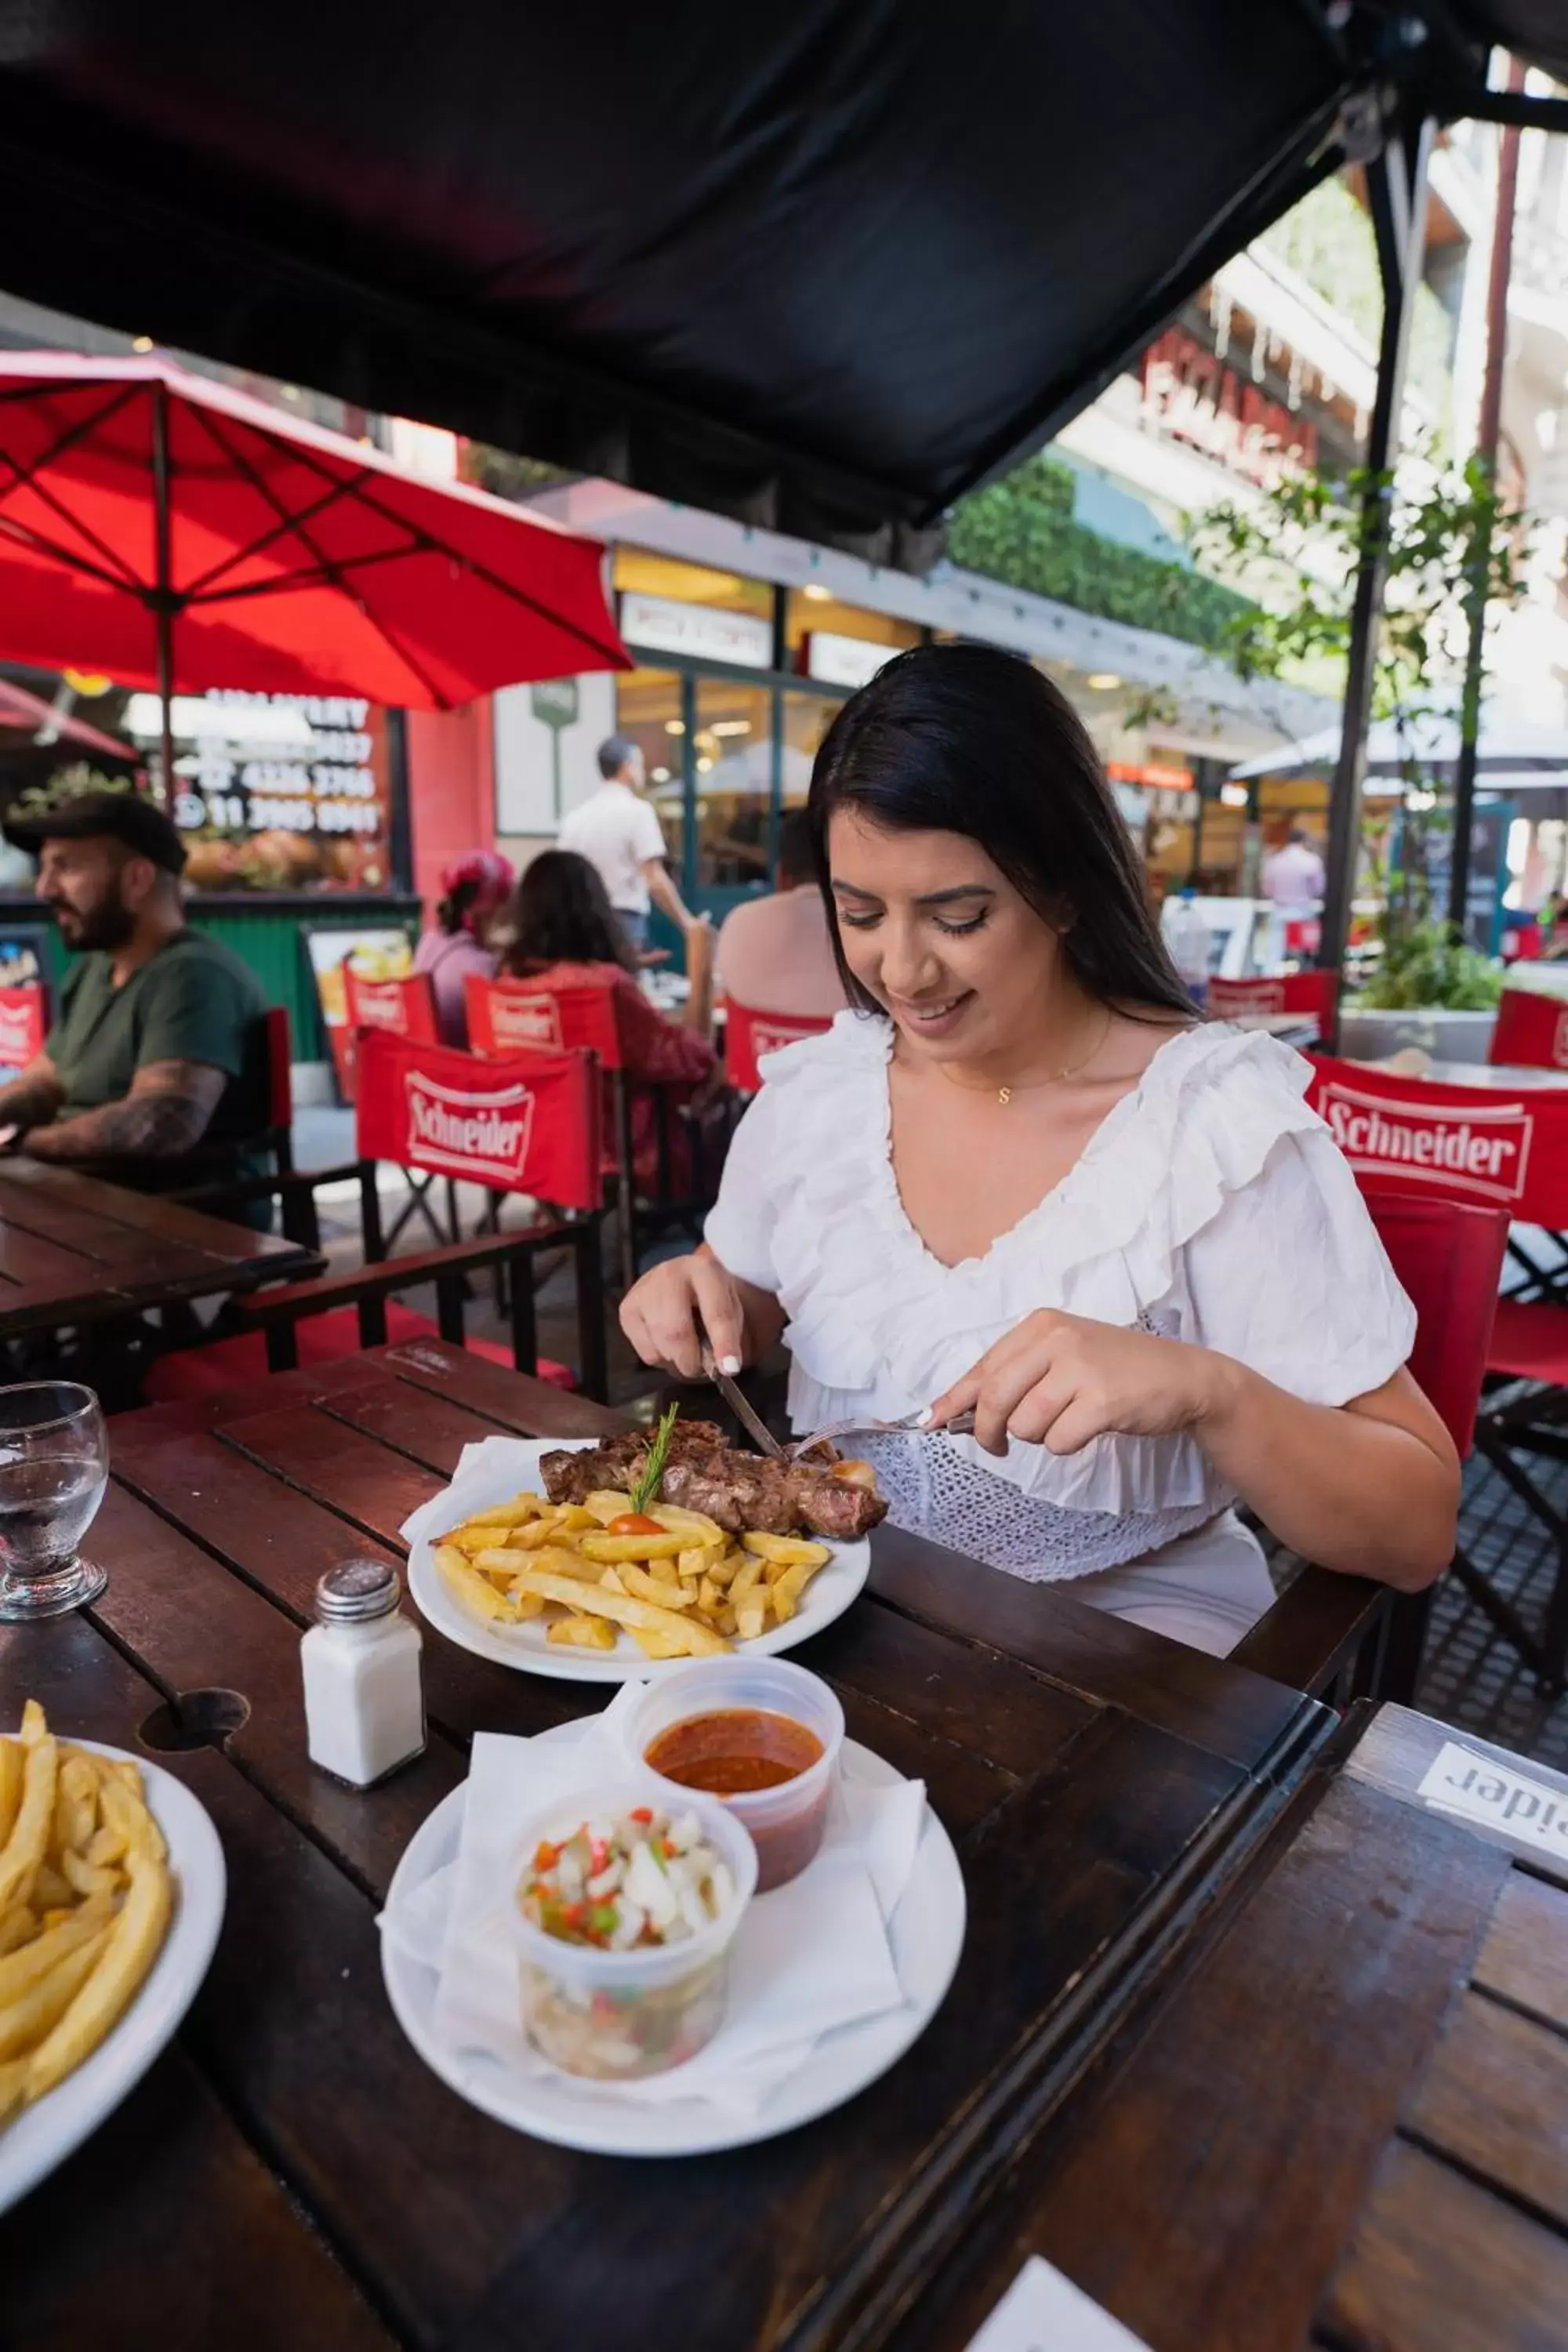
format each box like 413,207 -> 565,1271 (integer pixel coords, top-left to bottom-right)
0,1735 -> 227,2216
407,1437 -> 873,1682
380,1730 -> 965,2156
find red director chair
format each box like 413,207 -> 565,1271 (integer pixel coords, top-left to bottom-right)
1232,1178 -> 1508,1706
0,980 -> 47,1074
342,967 -> 454,1249
1484,986 -> 1568,1305
1208,969 -> 1339,1043
467,971 -> 720,1293
1305,1053 -> 1568,1690
148,1027 -> 607,1402
723,1004 -> 833,1096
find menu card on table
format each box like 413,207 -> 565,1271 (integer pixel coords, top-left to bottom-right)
965,2256 -> 1150,2351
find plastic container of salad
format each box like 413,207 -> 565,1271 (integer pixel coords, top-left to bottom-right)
512,1780 -> 757,2080
621,1657 -> 845,1892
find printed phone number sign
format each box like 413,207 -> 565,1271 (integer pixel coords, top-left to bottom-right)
173,692 -> 387,839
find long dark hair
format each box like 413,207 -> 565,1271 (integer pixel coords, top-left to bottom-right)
499,849 -> 637,976
436,878 -> 481,937
806,643 -> 1193,1021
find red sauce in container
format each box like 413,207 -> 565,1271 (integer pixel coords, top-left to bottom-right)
644,1708 -> 828,1889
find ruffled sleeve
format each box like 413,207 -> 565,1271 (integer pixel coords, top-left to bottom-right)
1178,1114 -> 1417,1406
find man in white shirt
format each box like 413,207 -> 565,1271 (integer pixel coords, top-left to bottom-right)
1262,828 -> 1326,909
560,735 -> 699,953
716,811 -> 848,1018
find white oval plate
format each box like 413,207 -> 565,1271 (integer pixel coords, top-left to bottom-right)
406,1438 -> 873,1682
0,1735 -> 227,2216
380,1730 -> 964,2156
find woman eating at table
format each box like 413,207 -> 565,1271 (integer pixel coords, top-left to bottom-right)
497,849 -> 718,1192
619,644 -> 1459,1657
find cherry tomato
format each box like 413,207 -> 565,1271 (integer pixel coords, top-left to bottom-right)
607,1512 -> 665,1536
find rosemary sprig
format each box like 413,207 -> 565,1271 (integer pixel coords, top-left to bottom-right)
629,1403 -> 680,1515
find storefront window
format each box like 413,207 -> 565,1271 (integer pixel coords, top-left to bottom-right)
614,668 -> 688,883
694,681 -> 774,891
781,691 -> 844,811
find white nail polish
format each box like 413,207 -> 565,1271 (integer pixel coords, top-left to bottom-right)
917,1405 -> 936,1428
719,1355 -> 742,1376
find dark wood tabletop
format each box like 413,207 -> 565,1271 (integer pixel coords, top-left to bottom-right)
0,1346 -> 1554,2352
0,1157 -> 321,1336
0,1342 -> 1334,2351
897,1701 -> 1568,2352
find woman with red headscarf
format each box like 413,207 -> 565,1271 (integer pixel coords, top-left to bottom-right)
414,850 -> 515,1047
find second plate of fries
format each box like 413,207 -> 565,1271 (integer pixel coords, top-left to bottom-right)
0,1704 -> 226,2216
402,1438 -> 873,1682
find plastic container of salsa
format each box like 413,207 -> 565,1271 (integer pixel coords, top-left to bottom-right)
622,1658 -> 844,1893
511,1780 -> 756,2079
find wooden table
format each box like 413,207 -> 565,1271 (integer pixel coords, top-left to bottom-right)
0,1157 -> 321,1337
0,1351 -> 1559,2350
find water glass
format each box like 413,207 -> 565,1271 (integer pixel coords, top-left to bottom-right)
0,1381 -> 109,1622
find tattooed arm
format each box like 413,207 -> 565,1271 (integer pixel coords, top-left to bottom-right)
24,1060 -> 227,1163
0,1053 -> 65,1138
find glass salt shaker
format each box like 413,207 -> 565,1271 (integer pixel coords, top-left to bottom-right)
302,1559 -> 425,1788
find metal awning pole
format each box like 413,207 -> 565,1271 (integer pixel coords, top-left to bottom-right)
1448,56 -> 1526,944
150,378 -> 176,811
1319,114 -> 1435,1042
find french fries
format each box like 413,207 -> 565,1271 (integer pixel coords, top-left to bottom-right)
0,1703 -> 173,2131
546,1614 -> 618,1651
431,1483 -> 840,1659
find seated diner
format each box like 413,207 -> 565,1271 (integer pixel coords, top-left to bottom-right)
497,848 -> 718,1192
413,848 -> 514,1047
621,644 -> 1461,1658
0,792 -> 267,1190
716,808 -> 847,1021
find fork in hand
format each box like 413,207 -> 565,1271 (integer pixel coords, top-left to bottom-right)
786,1406 -> 977,1461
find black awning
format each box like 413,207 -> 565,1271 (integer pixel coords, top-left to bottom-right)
0,3 -> 1557,564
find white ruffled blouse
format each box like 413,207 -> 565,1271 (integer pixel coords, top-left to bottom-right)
704,1013 -> 1417,1584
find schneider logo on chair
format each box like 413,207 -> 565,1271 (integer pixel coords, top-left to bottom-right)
405,1072 -> 535,1184
1319,1081 -> 1533,1206
354,980 -> 415,1032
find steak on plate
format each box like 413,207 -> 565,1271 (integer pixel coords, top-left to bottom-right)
539,1419 -> 885,1541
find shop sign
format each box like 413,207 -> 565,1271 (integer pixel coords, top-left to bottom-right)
1139,328 -> 1317,490
531,678 -> 580,729
802,631 -> 895,690
619,593 -> 772,670
168,691 -> 394,891
530,677 -> 580,819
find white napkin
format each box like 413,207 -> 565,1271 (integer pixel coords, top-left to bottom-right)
399,1432 -> 583,1556
379,1686 -> 927,2118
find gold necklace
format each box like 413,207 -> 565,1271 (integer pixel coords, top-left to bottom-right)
935,1007 -> 1114,1105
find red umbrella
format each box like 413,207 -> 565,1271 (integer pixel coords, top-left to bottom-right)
0,350 -> 628,794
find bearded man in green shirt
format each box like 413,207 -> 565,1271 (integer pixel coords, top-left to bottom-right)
0,793 -> 267,1183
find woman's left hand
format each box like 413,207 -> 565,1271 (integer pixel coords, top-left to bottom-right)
927,1309 -> 1229,1458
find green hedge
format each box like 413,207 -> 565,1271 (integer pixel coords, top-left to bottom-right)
947,456 -> 1253,651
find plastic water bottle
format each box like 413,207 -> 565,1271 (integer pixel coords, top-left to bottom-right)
1167,887 -> 1211,1010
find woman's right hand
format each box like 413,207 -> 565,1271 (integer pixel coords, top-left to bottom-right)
619,1247 -> 750,1380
